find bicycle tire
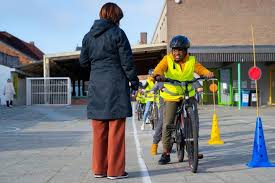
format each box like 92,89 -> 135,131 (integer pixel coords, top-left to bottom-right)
185,107 -> 198,173
137,102 -> 142,121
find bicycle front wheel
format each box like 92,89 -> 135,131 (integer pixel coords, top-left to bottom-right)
137,102 -> 142,121
176,113 -> 185,162
185,107 -> 198,173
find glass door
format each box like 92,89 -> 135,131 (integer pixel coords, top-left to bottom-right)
219,69 -> 232,105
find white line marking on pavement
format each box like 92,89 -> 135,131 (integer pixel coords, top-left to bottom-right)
0,127 -> 20,133
132,104 -> 152,183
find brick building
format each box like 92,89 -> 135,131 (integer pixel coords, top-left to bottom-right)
152,0 -> 275,106
0,31 -> 44,66
0,31 -> 44,105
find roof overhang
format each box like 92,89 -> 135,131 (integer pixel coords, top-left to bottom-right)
189,45 -> 275,53
190,45 -> 275,62
16,44 -> 275,77
16,43 -> 167,77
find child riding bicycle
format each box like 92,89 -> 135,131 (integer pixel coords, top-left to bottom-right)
141,70 -> 155,130
152,35 -> 214,165
150,79 -> 203,155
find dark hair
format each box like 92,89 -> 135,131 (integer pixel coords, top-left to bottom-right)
99,2 -> 123,24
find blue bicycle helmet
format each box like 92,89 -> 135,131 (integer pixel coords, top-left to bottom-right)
169,35 -> 190,50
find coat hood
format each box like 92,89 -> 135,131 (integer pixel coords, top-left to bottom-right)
90,19 -> 116,37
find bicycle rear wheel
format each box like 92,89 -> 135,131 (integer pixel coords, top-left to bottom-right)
184,107 -> 198,173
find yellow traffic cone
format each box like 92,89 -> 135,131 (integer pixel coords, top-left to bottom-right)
208,111 -> 224,145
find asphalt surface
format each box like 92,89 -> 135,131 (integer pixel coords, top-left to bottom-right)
0,104 -> 274,183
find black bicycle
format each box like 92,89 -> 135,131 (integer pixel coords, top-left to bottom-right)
165,76 -> 214,173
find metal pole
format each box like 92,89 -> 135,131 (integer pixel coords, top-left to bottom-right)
43,55 -> 50,78
238,62 -> 241,110
212,80 -> 216,112
251,25 -> 259,117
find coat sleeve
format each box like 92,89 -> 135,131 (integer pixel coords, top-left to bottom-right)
152,56 -> 168,77
79,33 -> 90,68
194,61 -> 211,76
117,29 -> 139,84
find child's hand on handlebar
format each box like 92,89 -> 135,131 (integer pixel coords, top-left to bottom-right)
154,75 -> 165,82
204,72 -> 214,78
196,87 -> 203,93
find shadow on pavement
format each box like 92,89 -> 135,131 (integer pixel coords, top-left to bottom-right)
0,131 -> 89,152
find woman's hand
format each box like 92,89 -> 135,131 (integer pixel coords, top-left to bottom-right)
130,81 -> 139,91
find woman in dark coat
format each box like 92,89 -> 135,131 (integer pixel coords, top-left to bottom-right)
79,2 -> 139,180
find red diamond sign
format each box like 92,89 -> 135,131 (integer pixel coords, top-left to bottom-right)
248,66 -> 262,81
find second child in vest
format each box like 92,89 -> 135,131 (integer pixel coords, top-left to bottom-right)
152,35 -> 214,165
141,73 -> 155,130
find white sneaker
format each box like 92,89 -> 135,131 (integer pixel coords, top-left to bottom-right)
94,174 -> 106,178
141,123 -> 145,131
145,118 -> 150,124
107,172 -> 128,180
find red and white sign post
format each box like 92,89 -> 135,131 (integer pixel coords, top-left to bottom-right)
247,25 -> 274,168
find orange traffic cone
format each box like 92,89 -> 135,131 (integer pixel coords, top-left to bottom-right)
208,111 -> 224,145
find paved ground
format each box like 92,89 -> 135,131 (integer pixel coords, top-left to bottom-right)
0,104 -> 275,183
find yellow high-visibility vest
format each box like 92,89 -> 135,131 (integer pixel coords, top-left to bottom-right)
145,79 -> 154,102
160,55 -> 196,101
136,91 -> 146,104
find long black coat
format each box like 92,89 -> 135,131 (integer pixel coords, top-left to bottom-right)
79,19 -> 139,120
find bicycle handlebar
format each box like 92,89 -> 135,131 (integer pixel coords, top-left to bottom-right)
163,77 -> 217,86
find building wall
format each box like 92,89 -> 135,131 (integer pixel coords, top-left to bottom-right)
0,42 -> 32,64
152,2 -> 168,44
166,0 -> 275,46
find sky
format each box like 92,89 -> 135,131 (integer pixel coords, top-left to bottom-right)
0,0 -> 164,54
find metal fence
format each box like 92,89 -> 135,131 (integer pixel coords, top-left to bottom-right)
26,77 -> 71,105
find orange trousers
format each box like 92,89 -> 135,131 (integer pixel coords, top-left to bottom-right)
91,119 -> 125,176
